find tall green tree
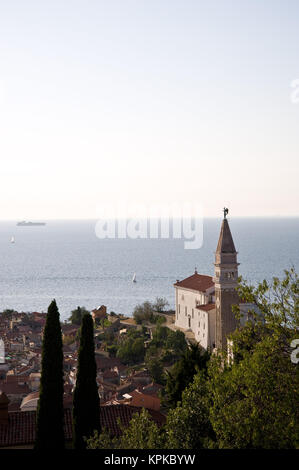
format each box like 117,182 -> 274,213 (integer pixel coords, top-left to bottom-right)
209,336 -> 299,448
151,325 -> 169,347
146,356 -> 165,385
165,371 -> 215,449
73,313 -> 100,449
208,268 -> 299,448
165,330 -> 188,355
35,300 -> 64,449
167,269 -> 299,449
68,306 -> 90,325
164,343 -> 210,409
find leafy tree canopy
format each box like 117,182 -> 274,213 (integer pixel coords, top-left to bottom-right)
86,409 -> 164,449
164,343 -> 210,409
68,306 -> 90,325
117,337 -> 145,364
152,297 -> 169,313
145,356 -> 166,385
165,269 -> 299,449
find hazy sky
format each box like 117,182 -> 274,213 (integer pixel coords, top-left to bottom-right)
0,0 -> 298,219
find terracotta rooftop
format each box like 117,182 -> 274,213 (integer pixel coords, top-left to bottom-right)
20,391 -> 39,407
96,356 -> 122,371
0,405 -> 165,447
102,370 -> 118,379
174,273 -> 214,292
142,383 -> 164,396
8,403 -> 21,412
97,380 -> 117,391
130,370 -> 151,378
61,324 -> 79,334
4,375 -> 30,384
196,303 -> 216,312
0,382 -> 30,396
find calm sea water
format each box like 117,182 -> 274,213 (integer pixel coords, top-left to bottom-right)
0,218 -> 298,321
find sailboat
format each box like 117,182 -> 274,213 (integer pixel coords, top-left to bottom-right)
132,273 -> 136,283
11,236 -> 15,244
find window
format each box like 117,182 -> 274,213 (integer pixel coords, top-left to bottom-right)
178,304 -> 180,313
185,306 -> 187,316
203,323 -> 205,330
192,309 -> 194,318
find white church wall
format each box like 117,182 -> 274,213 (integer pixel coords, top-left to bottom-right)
194,309 -> 216,350
207,309 -> 216,349
175,285 -> 216,350
175,287 -> 201,331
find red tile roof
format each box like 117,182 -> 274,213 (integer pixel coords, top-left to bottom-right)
0,382 -> 30,396
196,303 -> 215,312
99,405 -> 165,435
0,411 -> 36,447
142,383 -> 164,396
8,403 -> 21,412
4,375 -> 30,384
96,356 -> 122,371
20,391 -> 39,407
0,405 -> 165,447
174,273 -> 214,292
102,370 -> 118,379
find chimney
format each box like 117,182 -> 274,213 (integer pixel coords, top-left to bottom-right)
0,391 -> 10,425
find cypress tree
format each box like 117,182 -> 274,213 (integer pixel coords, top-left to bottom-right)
73,313 -> 100,449
35,300 -> 65,449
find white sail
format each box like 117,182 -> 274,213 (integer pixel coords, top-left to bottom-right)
132,273 -> 136,283
11,236 -> 15,244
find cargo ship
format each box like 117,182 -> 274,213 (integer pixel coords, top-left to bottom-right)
17,221 -> 46,226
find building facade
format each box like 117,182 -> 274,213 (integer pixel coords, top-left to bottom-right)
174,273 -> 216,349
174,211 -> 255,350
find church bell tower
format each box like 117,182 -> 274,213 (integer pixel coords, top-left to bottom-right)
213,208 -> 239,349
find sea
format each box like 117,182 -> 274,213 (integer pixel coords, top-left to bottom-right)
0,218 -> 298,321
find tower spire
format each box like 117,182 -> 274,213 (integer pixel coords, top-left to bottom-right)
214,209 -> 239,350
216,217 -> 236,254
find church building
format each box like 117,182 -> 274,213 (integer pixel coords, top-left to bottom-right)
174,209 -> 255,350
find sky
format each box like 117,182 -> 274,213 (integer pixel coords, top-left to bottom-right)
0,0 -> 298,219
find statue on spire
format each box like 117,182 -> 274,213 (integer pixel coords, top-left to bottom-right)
223,207 -> 229,219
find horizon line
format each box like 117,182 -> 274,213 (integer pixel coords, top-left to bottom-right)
0,215 -> 298,222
